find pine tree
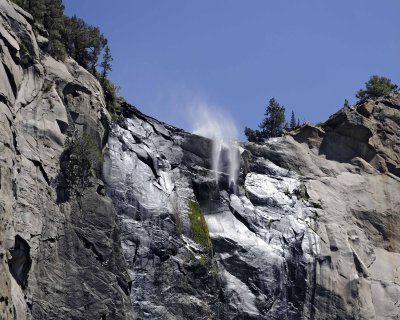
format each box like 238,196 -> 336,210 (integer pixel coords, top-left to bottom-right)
11,0 -> 28,11
356,75 -> 398,100
61,16 -> 107,73
43,0 -> 66,60
259,98 -> 286,139
100,46 -> 113,83
61,15 -> 78,59
244,127 -> 263,142
11,0 -> 46,23
290,111 -> 296,129
11,0 -> 25,7
244,98 -> 287,142
30,0 -> 46,23
88,27 -> 107,75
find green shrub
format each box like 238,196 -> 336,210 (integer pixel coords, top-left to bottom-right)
244,127 -> 263,142
101,78 -> 124,121
356,75 -> 398,100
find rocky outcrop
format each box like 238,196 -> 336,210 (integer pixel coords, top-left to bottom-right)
1,0 -> 399,319
291,95 -> 400,177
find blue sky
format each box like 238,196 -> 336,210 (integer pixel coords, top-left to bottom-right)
65,1 -> 400,139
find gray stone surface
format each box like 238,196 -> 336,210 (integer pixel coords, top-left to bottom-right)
0,1 -> 132,319
104,93 -> 400,319
1,0 -> 400,319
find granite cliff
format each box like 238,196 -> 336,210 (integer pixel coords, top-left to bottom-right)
0,0 -> 399,319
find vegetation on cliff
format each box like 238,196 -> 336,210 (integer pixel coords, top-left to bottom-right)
188,201 -> 212,249
244,98 -> 289,142
59,134 -> 103,198
245,75 -> 398,143
356,75 -> 398,101
11,0 -> 121,119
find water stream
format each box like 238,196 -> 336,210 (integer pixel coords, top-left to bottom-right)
191,105 -> 240,187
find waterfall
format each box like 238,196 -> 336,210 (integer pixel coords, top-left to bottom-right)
211,138 -> 240,186
228,141 -> 240,186
191,105 -> 240,187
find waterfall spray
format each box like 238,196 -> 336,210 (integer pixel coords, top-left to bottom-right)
191,104 -> 240,187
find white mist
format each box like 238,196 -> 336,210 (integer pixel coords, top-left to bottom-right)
190,104 -> 240,187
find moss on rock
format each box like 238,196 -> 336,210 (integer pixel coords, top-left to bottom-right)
188,200 -> 212,249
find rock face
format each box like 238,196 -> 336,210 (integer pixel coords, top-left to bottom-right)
1,0 -> 400,319
103,96 -> 400,319
0,1 -> 132,319
104,105 -> 320,319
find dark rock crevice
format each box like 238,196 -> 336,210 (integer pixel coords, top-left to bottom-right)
11,128 -> 20,155
285,235 -> 307,313
8,235 -> 32,289
75,231 -> 104,263
0,92 -> 10,106
135,150 -> 159,178
62,82 -> 92,98
2,61 -> 18,98
0,28 -> 19,58
56,119 -> 69,134
28,158 -> 50,185
227,202 -> 258,234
